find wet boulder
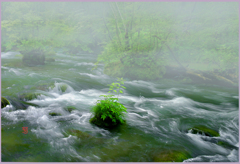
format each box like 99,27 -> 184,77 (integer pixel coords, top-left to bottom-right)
21,50 -> 45,67
1,97 -> 10,108
49,112 -> 62,116
217,141 -> 238,150
187,125 -> 220,137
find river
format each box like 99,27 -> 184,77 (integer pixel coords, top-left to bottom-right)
1,51 -> 238,162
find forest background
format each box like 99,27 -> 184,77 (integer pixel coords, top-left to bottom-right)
1,2 -> 238,85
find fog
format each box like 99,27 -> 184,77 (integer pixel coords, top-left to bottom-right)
1,2 -> 238,83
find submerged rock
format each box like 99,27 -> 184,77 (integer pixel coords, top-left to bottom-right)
188,125 -> 220,137
64,129 -> 105,146
153,150 -> 192,162
66,129 -> 91,139
1,97 -> 10,108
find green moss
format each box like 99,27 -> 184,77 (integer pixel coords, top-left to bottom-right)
188,125 -> 220,137
65,106 -> 76,112
217,141 -> 238,149
19,93 -> 42,101
60,84 -> 68,92
1,97 -> 10,108
49,112 -> 62,116
153,150 -> 191,162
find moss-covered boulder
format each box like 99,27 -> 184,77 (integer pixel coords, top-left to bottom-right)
49,112 -> 62,116
19,93 -> 42,101
89,99 -> 127,129
21,50 -> 45,67
64,106 -> 76,112
188,125 -> 220,137
90,115 -> 126,129
153,150 -> 192,162
217,141 -> 238,150
1,97 -> 10,108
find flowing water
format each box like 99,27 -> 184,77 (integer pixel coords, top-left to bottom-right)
1,51 -> 239,162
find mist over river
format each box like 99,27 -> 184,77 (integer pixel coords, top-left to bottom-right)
1,51 -> 238,162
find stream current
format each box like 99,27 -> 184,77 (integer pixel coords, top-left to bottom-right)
1,51 -> 239,162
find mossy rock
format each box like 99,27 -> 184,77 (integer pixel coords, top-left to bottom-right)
59,84 -> 68,93
217,141 -> 238,150
65,106 -> 76,112
188,125 -> 220,137
153,150 -> 192,162
1,97 -> 10,108
22,50 -> 45,67
3,97 -> 27,109
90,101 -> 127,129
45,58 -> 55,62
90,114 -> 126,129
19,93 -> 42,101
49,112 -> 62,116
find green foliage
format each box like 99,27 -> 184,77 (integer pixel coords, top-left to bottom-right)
64,106 -> 76,112
59,84 -> 68,93
2,2 -> 238,79
107,77 -> 126,98
90,78 -> 127,128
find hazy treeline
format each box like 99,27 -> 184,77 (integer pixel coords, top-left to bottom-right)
1,2 -> 238,80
